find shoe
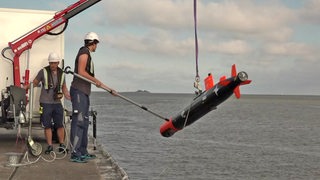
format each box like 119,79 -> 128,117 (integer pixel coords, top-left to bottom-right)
45,145 -> 53,154
58,144 -> 69,153
70,155 -> 87,163
81,154 -> 96,160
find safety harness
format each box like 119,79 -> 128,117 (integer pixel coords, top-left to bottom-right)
43,66 -> 64,93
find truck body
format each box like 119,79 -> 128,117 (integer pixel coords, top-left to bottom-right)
0,8 -> 65,127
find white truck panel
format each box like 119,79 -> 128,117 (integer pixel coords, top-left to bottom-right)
0,8 -> 64,117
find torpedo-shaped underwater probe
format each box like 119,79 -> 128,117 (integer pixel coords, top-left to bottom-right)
160,64 -> 252,137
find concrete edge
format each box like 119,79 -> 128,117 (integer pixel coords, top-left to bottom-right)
89,136 -> 129,180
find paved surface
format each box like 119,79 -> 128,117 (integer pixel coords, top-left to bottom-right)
0,125 -> 128,180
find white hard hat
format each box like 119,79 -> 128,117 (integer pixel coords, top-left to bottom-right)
48,52 -> 60,62
84,32 -> 100,43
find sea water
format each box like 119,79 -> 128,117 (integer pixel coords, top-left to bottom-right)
88,93 -> 320,180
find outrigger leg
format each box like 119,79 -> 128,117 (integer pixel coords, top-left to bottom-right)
27,83 -> 42,156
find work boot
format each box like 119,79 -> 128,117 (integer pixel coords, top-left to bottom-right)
58,144 -> 69,153
70,154 -> 87,163
45,145 -> 53,154
81,154 -> 96,160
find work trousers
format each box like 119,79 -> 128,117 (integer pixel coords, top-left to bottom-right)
70,86 -> 90,157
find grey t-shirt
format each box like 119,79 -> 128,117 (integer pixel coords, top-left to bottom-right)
35,68 -> 65,104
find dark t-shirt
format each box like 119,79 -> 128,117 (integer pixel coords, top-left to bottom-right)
71,46 -> 93,95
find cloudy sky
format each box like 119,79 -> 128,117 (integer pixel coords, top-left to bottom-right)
2,0 -> 320,95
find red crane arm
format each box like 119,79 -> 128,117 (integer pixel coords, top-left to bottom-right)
7,0 -> 101,86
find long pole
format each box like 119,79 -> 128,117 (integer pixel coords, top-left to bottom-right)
64,66 -> 169,121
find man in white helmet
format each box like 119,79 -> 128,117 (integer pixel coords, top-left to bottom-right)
26,52 -> 71,154
69,32 -> 116,163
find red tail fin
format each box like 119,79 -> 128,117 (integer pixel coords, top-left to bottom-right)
232,64 -> 237,77
232,64 -> 241,98
234,86 -> 240,99
216,64 -> 251,98
241,80 -> 252,85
